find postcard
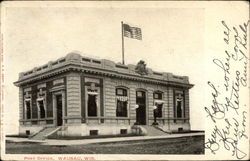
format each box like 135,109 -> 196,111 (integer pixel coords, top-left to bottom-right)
0,1 -> 249,160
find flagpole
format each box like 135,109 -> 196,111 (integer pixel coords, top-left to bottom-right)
121,21 -> 125,65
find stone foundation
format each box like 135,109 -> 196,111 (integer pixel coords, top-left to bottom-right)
19,125 -> 44,136
160,122 -> 191,132
58,124 -> 132,137
19,122 -> 190,137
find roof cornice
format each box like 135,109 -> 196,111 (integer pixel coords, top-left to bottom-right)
14,52 -> 194,89
14,63 -> 194,89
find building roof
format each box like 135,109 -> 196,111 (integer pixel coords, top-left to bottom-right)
14,52 -> 194,88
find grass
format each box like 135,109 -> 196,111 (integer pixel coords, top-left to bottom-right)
6,135 -> 204,154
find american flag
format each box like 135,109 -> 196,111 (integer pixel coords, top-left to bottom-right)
123,23 -> 142,40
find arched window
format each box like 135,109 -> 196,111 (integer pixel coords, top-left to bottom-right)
153,91 -> 164,118
116,88 -> 128,117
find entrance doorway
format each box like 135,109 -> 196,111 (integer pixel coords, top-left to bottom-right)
56,95 -> 63,126
136,91 -> 146,125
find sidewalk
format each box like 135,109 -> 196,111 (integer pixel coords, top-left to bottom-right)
6,132 -> 204,146
6,137 -> 46,143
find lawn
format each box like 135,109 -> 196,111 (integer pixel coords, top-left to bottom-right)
6,135 -> 204,154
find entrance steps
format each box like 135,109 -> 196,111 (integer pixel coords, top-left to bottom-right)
132,125 -> 168,136
30,127 -> 61,140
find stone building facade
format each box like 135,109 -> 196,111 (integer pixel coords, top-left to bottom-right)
14,52 -> 194,137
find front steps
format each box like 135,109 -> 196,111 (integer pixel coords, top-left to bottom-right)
30,127 -> 61,140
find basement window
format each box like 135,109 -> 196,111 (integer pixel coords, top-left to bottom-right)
120,129 -> 127,135
89,130 -> 98,136
26,130 -> 30,136
178,128 -> 183,132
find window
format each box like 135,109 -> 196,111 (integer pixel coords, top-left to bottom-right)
88,94 -> 97,116
26,130 -> 30,135
154,92 -> 162,99
37,100 -> 45,119
153,92 -> 163,118
89,130 -> 98,136
25,100 -> 31,119
136,91 -> 143,97
174,91 -> 184,118
176,97 -> 182,118
178,128 -> 183,132
116,88 -> 128,117
85,79 -> 101,117
116,88 -> 127,96
120,129 -> 127,134
155,103 -> 163,117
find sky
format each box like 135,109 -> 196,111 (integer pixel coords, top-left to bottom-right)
3,2 -> 207,134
